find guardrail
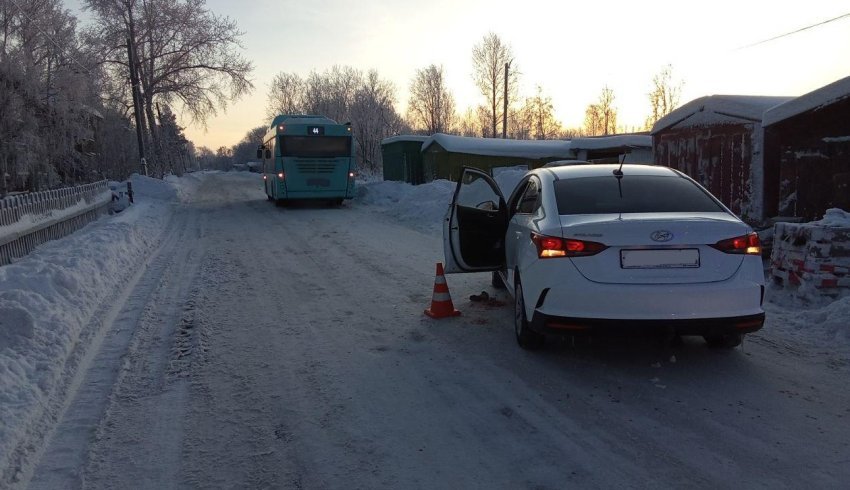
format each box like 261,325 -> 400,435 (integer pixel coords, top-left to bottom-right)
0,181 -> 111,266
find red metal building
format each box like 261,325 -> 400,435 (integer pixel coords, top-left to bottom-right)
651,95 -> 792,223
762,76 -> 850,221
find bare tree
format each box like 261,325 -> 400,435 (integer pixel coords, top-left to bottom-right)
455,107 -> 484,137
645,64 -> 682,129
517,85 -> 561,140
267,72 -> 304,118
584,86 -> 617,136
406,64 -> 455,134
471,32 -> 518,138
85,0 -> 254,176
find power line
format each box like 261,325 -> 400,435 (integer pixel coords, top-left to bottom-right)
738,12 -> 850,50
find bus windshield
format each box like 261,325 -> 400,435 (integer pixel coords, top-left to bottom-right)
280,136 -> 351,158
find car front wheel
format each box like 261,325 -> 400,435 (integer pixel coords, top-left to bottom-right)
515,280 -> 544,350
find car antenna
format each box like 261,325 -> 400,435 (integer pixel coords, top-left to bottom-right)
614,151 -> 627,200
613,150 -> 627,178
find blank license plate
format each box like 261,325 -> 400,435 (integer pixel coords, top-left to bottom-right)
307,178 -> 330,187
620,249 -> 700,269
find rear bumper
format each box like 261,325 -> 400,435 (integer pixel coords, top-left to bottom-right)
529,311 -> 765,337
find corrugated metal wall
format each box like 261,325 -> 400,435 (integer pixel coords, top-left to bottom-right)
654,124 -> 757,221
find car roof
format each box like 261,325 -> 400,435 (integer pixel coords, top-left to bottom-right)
536,163 -> 679,179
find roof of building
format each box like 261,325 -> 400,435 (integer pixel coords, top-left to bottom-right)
763,76 -> 850,127
569,134 -> 652,150
651,95 -> 793,134
381,135 -> 430,146
421,133 -> 573,159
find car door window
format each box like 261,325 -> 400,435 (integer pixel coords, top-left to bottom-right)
515,178 -> 540,214
457,171 -> 502,211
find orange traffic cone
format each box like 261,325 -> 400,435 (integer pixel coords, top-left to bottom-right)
424,262 -> 461,318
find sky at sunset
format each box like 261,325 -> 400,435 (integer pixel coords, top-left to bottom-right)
66,0 -> 850,151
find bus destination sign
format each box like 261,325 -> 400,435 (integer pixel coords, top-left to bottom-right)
307,126 -> 325,136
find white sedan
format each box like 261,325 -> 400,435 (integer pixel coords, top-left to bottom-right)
443,164 -> 765,350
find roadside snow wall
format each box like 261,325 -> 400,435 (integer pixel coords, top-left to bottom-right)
0,182 -> 112,266
770,208 -> 850,295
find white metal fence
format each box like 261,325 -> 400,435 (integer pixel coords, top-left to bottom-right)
0,181 -> 111,266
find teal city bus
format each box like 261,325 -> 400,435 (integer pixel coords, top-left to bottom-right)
258,115 -> 356,206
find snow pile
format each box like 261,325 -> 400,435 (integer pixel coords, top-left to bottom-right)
765,290 -> 850,345
357,179 -> 456,233
811,208 -> 850,227
164,172 -> 206,202
356,168 -> 529,234
0,174 -> 193,472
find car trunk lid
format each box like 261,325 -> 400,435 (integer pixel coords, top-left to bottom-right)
558,213 -> 749,284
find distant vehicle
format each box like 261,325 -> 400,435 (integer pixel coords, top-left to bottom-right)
443,164 -> 765,350
258,115 -> 356,206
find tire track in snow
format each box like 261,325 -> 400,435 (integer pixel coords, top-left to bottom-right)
23,206 -> 203,490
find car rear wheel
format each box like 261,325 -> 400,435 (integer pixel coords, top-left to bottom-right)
703,333 -> 743,348
515,280 -> 544,350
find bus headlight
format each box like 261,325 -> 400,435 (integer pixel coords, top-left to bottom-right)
278,172 -> 285,179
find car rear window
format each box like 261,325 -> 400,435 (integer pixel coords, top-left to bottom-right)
554,175 -> 726,214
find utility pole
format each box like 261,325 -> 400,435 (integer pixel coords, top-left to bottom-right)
502,62 -> 510,139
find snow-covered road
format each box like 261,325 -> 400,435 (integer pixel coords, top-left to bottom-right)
9,172 -> 850,488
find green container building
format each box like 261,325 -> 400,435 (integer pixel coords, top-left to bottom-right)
381,135 -> 429,184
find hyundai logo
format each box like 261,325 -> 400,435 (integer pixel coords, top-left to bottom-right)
651,230 -> 673,242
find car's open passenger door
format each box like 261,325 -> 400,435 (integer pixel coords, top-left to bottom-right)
443,167 -> 508,273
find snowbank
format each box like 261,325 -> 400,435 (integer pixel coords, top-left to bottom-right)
356,168 -> 529,234
356,179 -> 456,233
0,173 -> 194,472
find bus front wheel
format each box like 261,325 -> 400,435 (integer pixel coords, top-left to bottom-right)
275,199 -> 288,208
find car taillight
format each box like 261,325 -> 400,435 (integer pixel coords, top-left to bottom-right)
530,232 -> 607,258
711,232 -> 761,255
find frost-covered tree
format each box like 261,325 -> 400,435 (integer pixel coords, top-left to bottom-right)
407,64 -> 455,134
0,0 -> 113,192
267,72 -> 304,119
230,125 -> 266,165
264,66 -> 406,174
471,32 -> 519,138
